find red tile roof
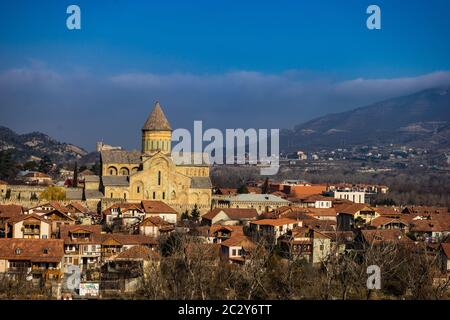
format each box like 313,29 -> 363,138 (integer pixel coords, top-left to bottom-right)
202,208 -> 258,221
360,229 -> 412,244
139,216 -> 174,228
403,206 -> 448,215
409,215 -> 450,233
209,225 -> 244,237
0,205 -> 24,218
441,243 -> 450,259
338,203 -> 374,215
221,236 -> 256,250
374,206 -> 402,217
304,208 -> 337,217
0,239 -> 64,263
102,202 -> 143,215
114,245 -> 160,261
294,194 -> 332,202
60,225 -> 103,244
247,187 -> 262,194
49,201 -> 70,214
370,216 -> 411,228
67,202 -> 89,214
101,234 -> 158,246
250,218 -> 298,227
7,213 -> 50,224
42,209 -> 76,222
141,200 -> 177,214
216,188 -> 237,195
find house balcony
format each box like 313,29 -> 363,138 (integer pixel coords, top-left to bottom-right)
81,251 -> 101,257
23,228 -> 40,235
65,249 -> 80,255
70,237 -> 93,242
8,266 -> 31,274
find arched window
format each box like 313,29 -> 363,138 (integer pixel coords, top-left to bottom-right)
108,166 -> 118,176
158,171 -> 161,186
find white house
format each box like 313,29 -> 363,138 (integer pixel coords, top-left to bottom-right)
333,190 -> 366,204
249,218 -> 299,244
8,214 -> 51,239
220,236 -> 256,264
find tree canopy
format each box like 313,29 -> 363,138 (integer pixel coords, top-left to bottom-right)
40,186 -> 66,200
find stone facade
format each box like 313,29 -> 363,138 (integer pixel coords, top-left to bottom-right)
89,102 -> 212,214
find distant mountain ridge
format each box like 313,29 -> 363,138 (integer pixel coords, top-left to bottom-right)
1,87 -> 449,163
281,87 -> 450,152
0,126 -> 88,163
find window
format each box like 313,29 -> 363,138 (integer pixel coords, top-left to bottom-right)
162,192 -> 165,200
232,249 -> 237,256
124,193 -> 127,199
15,248 -> 21,255
320,245 -> 324,251
110,193 -> 113,198
43,248 -> 49,254
158,171 -> 161,185
153,192 -> 156,199
137,186 -> 140,193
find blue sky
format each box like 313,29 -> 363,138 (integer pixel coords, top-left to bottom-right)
1,0 -> 450,150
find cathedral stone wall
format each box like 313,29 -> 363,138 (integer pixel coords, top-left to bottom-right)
96,102 -> 212,215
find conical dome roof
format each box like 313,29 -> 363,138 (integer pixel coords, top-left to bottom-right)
142,102 -> 172,131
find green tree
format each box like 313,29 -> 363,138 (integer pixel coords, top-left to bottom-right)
237,184 -> 249,194
0,151 -> 18,180
23,161 -> 38,171
91,162 -> 101,175
181,210 -> 190,220
190,204 -> 200,221
73,162 -> 78,188
261,177 -> 270,194
38,156 -> 52,174
40,186 -> 66,200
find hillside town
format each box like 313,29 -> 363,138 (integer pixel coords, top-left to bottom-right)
0,103 -> 449,300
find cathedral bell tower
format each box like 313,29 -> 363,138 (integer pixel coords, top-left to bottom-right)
142,101 -> 172,155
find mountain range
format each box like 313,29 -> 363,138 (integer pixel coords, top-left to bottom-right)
1,87 -> 449,164
280,87 -> 450,152
0,126 -> 88,163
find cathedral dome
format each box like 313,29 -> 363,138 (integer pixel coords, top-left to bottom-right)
142,101 -> 172,131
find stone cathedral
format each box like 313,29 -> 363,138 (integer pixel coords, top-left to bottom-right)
85,102 -> 212,213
